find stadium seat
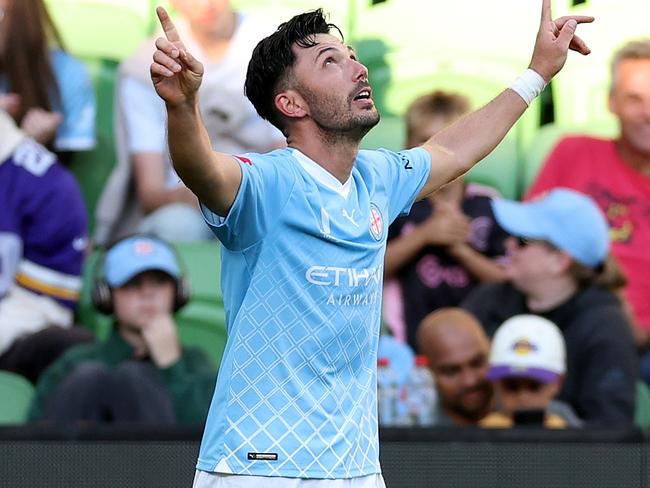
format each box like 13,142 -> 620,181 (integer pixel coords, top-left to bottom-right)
44,0 -> 159,62
634,381 -> 650,430
77,249 -> 113,340
0,371 -> 35,424
174,242 -> 223,302
174,242 -> 228,367
521,122 -> 617,195
231,0 -> 350,32
467,136 -> 520,200
68,59 -> 119,236
177,302 -> 227,369
352,0 -> 551,199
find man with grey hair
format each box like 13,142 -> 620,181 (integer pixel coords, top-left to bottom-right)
526,38 -> 650,383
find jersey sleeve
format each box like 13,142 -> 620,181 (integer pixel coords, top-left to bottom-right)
372,147 -> 431,223
51,51 -> 97,152
200,152 -> 295,251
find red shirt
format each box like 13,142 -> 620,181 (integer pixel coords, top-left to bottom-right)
527,136 -> 650,329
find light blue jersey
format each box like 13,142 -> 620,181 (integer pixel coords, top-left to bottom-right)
198,147 -> 431,479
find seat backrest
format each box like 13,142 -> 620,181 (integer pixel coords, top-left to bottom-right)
521,122 -> 617,195
231,0 -> 349,32
174,242 -> 223,302
635,380 -> 650,430
45,0 -> 159,61
173,242 -> 227,367
177,302 -> 228,368
0,371 -> 35,424
68,59 -> 119,236
352,0 -> 549,199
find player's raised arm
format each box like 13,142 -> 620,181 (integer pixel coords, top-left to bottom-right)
417,0 -> 594,199
151,6 -> 242,217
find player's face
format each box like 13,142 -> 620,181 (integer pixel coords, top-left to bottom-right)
495,377 -> 560,416
291,34 -> 379,138
609,58 -> 650,156
430,335 -> 492,423
113,271 -> 176,350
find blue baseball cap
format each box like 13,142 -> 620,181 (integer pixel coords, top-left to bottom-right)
104,236 -> 181,288
491,188 -> 609,268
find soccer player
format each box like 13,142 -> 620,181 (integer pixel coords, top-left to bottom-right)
150,3 -> 593,486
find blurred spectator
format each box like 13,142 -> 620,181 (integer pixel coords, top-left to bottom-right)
526,39 -> 650,369
0,109 -> 93,384
0,0 -> 96,159
480,315 -> 582,428
463,189 -> 638,425
29,235 -> 216,425
378,332 -> 415,387
385,90 -> 508,351
417,308 -> 493,425
94,0 -> 284,245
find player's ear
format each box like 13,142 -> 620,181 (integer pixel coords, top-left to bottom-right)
275,89 -> 308,120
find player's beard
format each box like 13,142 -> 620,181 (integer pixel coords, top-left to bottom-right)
300,82 -> 380,144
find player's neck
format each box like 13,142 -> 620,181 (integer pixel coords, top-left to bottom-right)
615,138 -> 650,175
288,130 -> 361,184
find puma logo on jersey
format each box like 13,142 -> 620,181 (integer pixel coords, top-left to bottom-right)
341,208 -> 359,227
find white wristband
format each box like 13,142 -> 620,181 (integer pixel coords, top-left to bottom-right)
510,69 -> 547,106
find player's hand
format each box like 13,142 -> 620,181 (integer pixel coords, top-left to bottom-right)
528,0 -> 594,82
141,313 -> 182,368
20,108 -> 62,145
151,6 -> 204,107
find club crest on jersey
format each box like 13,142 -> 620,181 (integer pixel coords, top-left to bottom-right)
369,204 -> 384,241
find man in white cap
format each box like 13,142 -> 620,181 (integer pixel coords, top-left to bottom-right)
463,188 -> 637,425
480,315 -> 581,428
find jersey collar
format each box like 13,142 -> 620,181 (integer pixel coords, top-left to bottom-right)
290,148 -> 353,199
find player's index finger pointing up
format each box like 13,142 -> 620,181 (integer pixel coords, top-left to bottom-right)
540,0 -> 551,23
157,6 -> 181,43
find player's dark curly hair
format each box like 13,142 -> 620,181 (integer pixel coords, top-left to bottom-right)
244,9 -> 342,136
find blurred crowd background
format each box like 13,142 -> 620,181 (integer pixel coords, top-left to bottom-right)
2,0 -> 650,433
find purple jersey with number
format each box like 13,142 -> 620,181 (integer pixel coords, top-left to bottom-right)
0,139 -> 88,308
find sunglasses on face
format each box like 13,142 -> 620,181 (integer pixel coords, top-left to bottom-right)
516,237 -> 557,250
501,377 -> 545,393
516,236 -> 533,247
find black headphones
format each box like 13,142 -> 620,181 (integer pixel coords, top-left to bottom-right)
91,235 -> 191,315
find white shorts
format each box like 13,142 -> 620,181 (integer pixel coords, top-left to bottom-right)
192,471 -> 387,488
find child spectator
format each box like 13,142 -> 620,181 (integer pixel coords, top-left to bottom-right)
480,314 -> 582,428
385,90 -> 508,351
29,235 -> 216,425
